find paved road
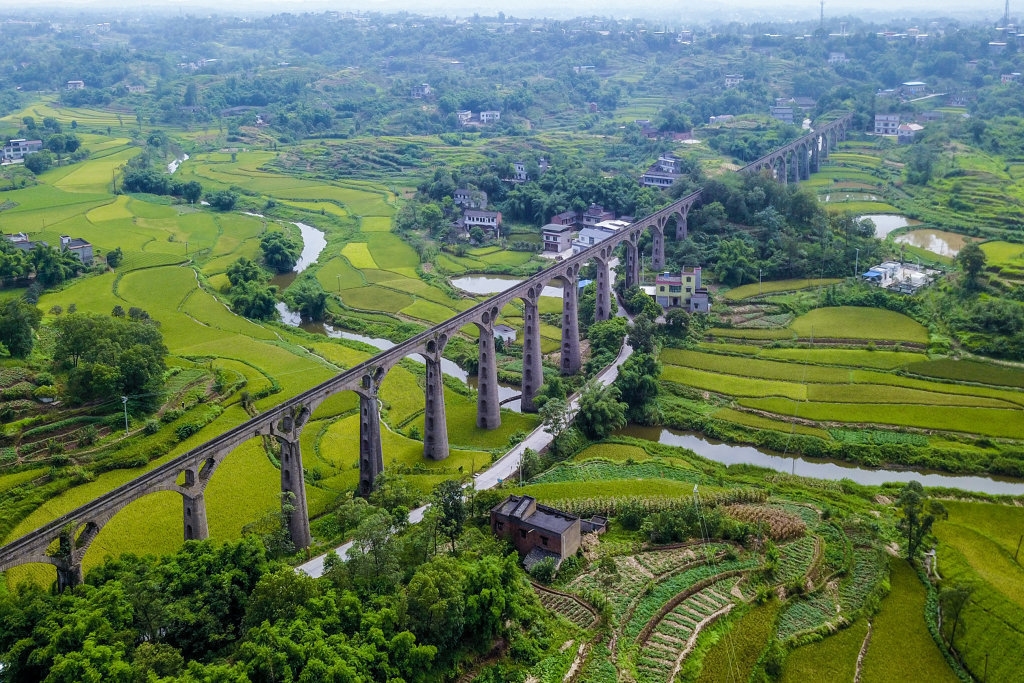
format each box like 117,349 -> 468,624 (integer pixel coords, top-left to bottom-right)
298,262 -> 633,578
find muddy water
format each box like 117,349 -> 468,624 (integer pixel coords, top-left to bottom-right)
894,229 -> 969,258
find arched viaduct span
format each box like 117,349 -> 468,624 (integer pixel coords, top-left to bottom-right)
0,113 -> 852,589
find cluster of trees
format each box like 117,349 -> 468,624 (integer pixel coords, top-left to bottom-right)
51,312 -> 167,410
17,116 -> 85,174
121,167 -> 202,203
0,474 -> 552,682
0,240 -> 88,289
0,299 -> 42,358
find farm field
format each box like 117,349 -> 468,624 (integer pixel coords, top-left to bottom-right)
660,344 -> 1024,442
0,116 -> 546,588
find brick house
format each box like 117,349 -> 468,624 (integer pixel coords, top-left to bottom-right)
491,495 -> 606,569
60,235 -> 93,265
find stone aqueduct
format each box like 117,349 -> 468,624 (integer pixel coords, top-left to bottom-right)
0,114 -> 852,589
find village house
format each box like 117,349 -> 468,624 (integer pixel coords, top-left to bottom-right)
828,52 -> 848,64
513,160 -> 530,182
573,219 -> 629,254
66,80 -> 85,90
770,105 -> 794,125
640,153 -> 685,188
490,495 -> 606,570
410,83 -> 432,98
897,122 -> 924,144
453,188 -> 488,209
60,235 -> 93,265
549,210 -> 578,227
2,138 -> 43,163
874,114 -> 901,135
581,203 -> 615,226
4,233 -> 43,252
901,81 -> 928,96
461,209 -> 502,236
1001,72 -> 1021,84
479,110 -> 501,124
655,268 -> 710,313
724,74 -> 744,88
456,110 -> 473,125
542,224 -> 573,253
125,84 -> 146,94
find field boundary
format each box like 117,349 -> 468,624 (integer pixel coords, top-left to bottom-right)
636,569 -> 745,644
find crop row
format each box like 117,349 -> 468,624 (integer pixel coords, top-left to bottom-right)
777,535 -> 817,584
776,590 -> 839,641
535,590 -> 594,629
724,504 -> 807,541
829,428 -> 929,447
531,460 -> 701,486
838,547 -> 887,614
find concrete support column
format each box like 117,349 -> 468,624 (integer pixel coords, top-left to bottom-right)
800,145 -> 811,180
560,271 -> 581,376
520,291 -> 544,413
55,534 -> 82,592
810,141 -> 820,173
423,355 -> 450,460
675,210 -> 689,240
778,158 -> 788,184
651,225 -> 665,271
357,392 -> 385,497
279,438 -> 311,548
594,257 -> 612,322
791,152 -> 800,183
624,241 -> 640,289
182,491 -> 209,541
476,322 -> 501,429
822,133 -> 830,161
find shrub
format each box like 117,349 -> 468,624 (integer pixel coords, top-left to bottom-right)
144,419 -> 160,435
529,557 -> 557,583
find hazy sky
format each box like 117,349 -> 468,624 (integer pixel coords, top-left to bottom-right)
0,0 -> 1007,23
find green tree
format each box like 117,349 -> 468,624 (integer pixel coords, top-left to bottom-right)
939,583 -> 973,651
259,231 -> 301,274
663,308 -> 691,340
433,479 -> 466,551
714,237 -> 758,287
628,312 -> 658,355
0,299 -> 42,357
226,256 -> 268,287
231,281 -> 278,320
30,243 -> 80,287
896,481 -> 946,560
284,279 -> 327,322
956,242 -> 986,290
574,380 -> 627,440
406,556 -> 466,651
105,247 -> 123,269
0,240 -> 29,282
206,189 -> 237,211
615,352 -> 661,424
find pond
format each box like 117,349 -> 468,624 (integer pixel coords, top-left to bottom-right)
619,425 -> 1024,496
451,275 -> 564,299
894,229 -> 969,258
859,214 -> 916,238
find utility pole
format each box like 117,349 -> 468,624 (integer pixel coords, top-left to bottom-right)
121,396 -> 129,435
855,248 -> 860,277
759,268 -> 762,295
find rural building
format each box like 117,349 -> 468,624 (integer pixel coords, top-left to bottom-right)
125,84 -> 146,94
901,81 -> 927,96
2,138 -> 43,163
709,114 -> 734,125
828,52 -> 848,64
60,236 -> 93,265
490,495 -> 606,569
724,74 -> 744,87
513,160 -> 530,182
453,188 -> 488,209
4,233 -> 44,252
549,210 -> 578,227
770,106 -> 794,124
897,123 -> 924,144
640,154 -> 686,188
1001,72 -> 1021,84
66,80 -> 85,90
581,204 -> 615,226
573,219 -> 629,254
862,261 -> 935,294
461,209 -> 502,236
479,110 -> 501,124
874,114 -> 900,135
456,110 -> 473,125
410,83 -> 432,98
655,268 -> 710,313
542,224 -> 573,253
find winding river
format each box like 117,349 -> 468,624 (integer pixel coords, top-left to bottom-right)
620,426 -> 1024,496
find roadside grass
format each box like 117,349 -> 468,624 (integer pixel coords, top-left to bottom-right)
724,278 -> 842,300
789,307 -> 929,343
860,557 -> 958,683
780,620 -> 867,683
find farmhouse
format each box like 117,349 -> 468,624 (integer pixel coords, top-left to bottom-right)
490,495 -> 606,569
1,138 -> 43,163
897,122 -> 923,144
461,209 -> 502,236
60,235 -> 93,265
479,110 -> 500,124
724,74 -> 744,87
66,80 -> 85,90
410,83 -> 432,98
453,188 -> 488,209
640,154 -> 686,188
573,219 -> 629,254
655,268 -> 710,313
862,261 -> 935,294
542,223 -> 573,253
874,114 -> 900,135
4,232 -> 44,252
770,105 -> 794,124
493,324 -> 517,343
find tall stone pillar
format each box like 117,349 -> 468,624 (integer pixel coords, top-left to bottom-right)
520,289 -> 544,413
422,336 -> 450,460
476,320 -> 501,429
357,391 -> 385,497
594,256 -> 612,322
55,534 -> 82,592
791,152 -> 800,184
675,209 -> 689,240
651,224 -> 665,271
800,144 -> 811,181
810,140 -> 820,173
182,491 -> 209,541
279,438 -> 311,548
560,270 -> 581,376
778,157 -> 788,184
624,240 -> 640,288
